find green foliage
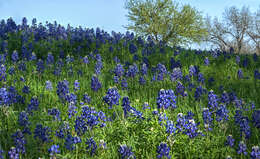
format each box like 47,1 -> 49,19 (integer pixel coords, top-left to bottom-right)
125,0 -> 208,46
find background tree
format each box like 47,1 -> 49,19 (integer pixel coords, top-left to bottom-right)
124,0 -> 208,47
247,6 -> 260,54
205,5 -> 260,54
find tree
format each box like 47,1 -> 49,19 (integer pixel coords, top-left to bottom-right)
205,6 -> 255,54
247,6 -> 260,54
124,0 -> 208,47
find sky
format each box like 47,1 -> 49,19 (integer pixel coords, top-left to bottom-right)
0,0 -> 259,49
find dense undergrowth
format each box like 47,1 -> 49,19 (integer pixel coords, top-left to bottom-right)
0,18 -> 260,159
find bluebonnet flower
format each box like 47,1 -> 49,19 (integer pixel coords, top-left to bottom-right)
189,65 -> 196,77
235,111 -> 251,139
254,70 -> 260,80
57,80 -> 70,101
208,90 -> 218,110
204,57 -> 209,66
242,57 -> 249,68
8,147 -> 19,159
141,63 -> 148,76
64,134 -> 76,150
158,113 -> 168,126
48,145 -> 60,157
183,119 -> 200,138
46,52 -> 54,65
114,64 -> 124,77
157,142 -> 171,159
48,108 -> 61,121
0,64 -> 6,82
82,93 -> 91,104
114,56 -> 120,63
36,59 -> 45,73
216,104 -> 229,122
166,120 -> 176,135
30,52 -> 37,61
91,75 -> 102,91
142,102 -> 150,110
99,140 -> 107,149
66,55 -> 74,64
74,80 -> 80,92
82,56 -> 89,64
236,56 -> 240,64
170,68 -> 182,82
197,73 -> 205,84
0,149 -> 3,159
170,57 -> 182,70
237,69 -> 243,79
139,76 -> 146,85
68,102 -> 77,118
8,66 -> 15,75
202,108 -> 213,131
86,137 -> 97,156
253,53 -> 258,62
0,87 -> 9,106
252,110 -> 260,128
194,86 -> 206,101
103,87 -> 120,108
176,81 -> 185,96
225,135 -> 235,147
34,124 -> 52,143
126,64 -> 139,78
129,43 -> 137,54
237,141 -> 247,155
56,122 -> 70,139
114,75 -> 119,83
95,60 -> 103,75
18,111 -> 30,127
118,144 -> 135,159
12,130 -> 26,154
27,96 -> 39,113
18,61 -> 26,71
22,85 -> 30,94
45,80 -> 53,91
121,78 -> 128,90
157,89 -> 177,110
250,146 -> 260,159
220,91 -> 230,104
122,96 -> 132,117
53,66 -> 61,76
11,50 -> 19,63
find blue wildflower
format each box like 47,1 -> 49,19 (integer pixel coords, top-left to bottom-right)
82,93 -> 91,104
118,144 -> 135,159
103,87 -> 120,108
170,68 -> 182,82
8,147 -> 19,159
250,146 -> 260,159
36,59 -> 45,73
237,141 -> 247,155
208,90 -> 218,110
45,80 -> 53,91
157,89 -> 177,110
157,142 -> 171,159
46,52 -> 54,65
48,108 -> 61,121
68,102 -> 77,118
86,137 -> 97,156
204,57 -> 209,66
34,124 -> 52,143
48,145 -> 60,157
0,64 -> 6,82
216,104 -> 229,122
202,108 -> 213,131
252,110 -> 260,129
11,50 -> 19,63
225,135 -> 235,147
91,75 -> 102,91
12,130 -> 26,154
114,64 -> 124,77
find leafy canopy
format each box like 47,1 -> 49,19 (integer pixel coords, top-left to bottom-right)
124,0 -> 208,46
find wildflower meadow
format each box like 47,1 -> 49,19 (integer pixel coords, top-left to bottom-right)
0,18 -> 260,159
